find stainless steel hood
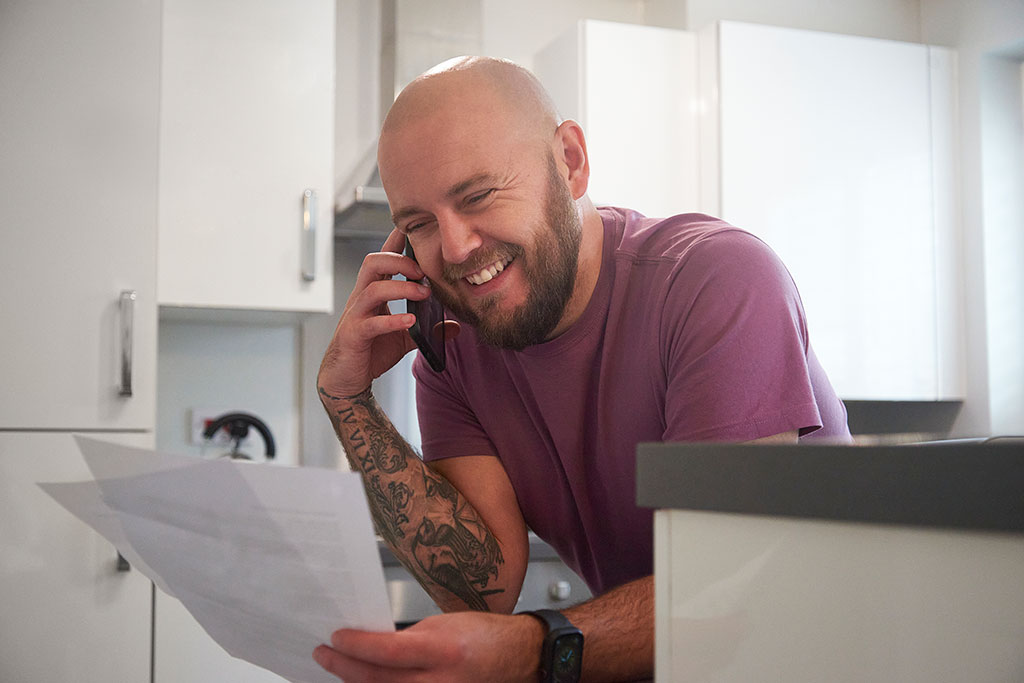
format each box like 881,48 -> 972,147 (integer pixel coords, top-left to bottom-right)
334,142 -> 391,238
333,0 -> 481,239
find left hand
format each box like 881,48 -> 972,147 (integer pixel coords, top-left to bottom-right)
313,611 -> 542,683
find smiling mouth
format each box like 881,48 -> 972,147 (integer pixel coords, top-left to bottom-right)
465,255 -> 514,286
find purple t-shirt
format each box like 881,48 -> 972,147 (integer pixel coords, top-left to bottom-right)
413,208 -> 851,596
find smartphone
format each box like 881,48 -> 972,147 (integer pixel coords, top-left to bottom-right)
404,239 -> 446,372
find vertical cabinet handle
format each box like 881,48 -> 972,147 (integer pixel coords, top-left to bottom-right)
302,189 -> 317,282
118,290 -> 136,397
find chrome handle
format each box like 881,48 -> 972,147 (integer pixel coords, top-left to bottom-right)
301,189 -> 317,282
118,290 -> 136,397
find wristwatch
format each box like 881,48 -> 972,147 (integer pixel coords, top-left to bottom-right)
520,609 -> 584,683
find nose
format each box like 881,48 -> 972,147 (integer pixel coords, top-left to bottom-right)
437,210 -> 483,265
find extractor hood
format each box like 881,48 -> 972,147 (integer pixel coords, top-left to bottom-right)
333,0 -> 481,239
334,141 -> 391,239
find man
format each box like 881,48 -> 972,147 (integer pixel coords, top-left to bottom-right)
314,56 -> 851,682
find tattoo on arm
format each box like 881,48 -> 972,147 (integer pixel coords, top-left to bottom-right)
319,384 -> 505,611
411,467 -> 505,611
365,474 -> 412,545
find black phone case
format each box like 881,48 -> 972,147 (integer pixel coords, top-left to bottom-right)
405,240 -> 446,372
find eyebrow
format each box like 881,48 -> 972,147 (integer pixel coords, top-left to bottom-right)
390,172 -> 502,226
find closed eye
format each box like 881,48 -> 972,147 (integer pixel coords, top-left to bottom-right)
402,218 -> 435,235
465,188 -> 495,206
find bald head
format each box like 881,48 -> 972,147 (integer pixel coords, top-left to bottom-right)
380,56 -> 561,157
374,57 -> 602,345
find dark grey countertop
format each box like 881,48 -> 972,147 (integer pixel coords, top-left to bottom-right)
636,440 -> 1024,533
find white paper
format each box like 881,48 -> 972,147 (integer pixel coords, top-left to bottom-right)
40,436 -> 395,683
38,479 -> 175,596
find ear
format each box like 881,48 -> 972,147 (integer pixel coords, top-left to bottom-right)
553,120 -> 590,200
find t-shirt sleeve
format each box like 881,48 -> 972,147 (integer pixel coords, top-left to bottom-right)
411,353 -> 498,462
661,229 -> 824,442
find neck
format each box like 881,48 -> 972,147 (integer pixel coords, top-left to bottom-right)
546,198 -> 604,340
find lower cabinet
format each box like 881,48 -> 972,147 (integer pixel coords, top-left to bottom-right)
154,591 -> 288,682
0,433 -> 152,682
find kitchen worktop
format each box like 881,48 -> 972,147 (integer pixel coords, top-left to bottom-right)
636,439 -> 1024,532
638,439 -> 1024,682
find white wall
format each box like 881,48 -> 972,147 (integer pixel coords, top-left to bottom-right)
157,321 -> 301,465
481,0 -> 923,70
921,0 -> 1024,437
980,54 -> 1024,435
482,0 -> 644,67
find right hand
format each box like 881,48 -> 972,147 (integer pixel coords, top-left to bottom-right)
317,228 -> 430,399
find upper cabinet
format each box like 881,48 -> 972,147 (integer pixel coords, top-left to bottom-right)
157,0 -> 335,315
701,22 -> 961,401
0,0 -> 159,430
536,20 -> 963,401
534,20 -> 700,219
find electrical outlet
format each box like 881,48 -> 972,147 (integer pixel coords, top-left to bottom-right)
189,408 -> 252,448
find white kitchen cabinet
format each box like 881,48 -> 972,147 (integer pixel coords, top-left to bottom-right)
0,433 -> 154,682
653,508 -> 1024,682
1,2 -> 159,680
700,22 -> 961,401
154,591 -> 289,682
0,0 -> 159,430
535,21 -> 962,401
157,0 -> 335,315
534,20 -> 700,219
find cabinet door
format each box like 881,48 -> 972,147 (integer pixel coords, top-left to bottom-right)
154,591 -> 289,683
534,20 -> 700,219
0,0 -> 159,429
707,22 -> 958,400
0,432 -> 152,682
157,0 -> 335,314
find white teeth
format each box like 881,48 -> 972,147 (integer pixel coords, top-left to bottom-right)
466,256 -> 511,285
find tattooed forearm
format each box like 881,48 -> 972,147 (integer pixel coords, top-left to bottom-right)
318,383 -> 507,612
365,474 -> 412,545
411,466 -> 505,609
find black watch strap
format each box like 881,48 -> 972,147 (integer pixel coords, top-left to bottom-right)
523,608 -> 574,632
519,609 -> 584,683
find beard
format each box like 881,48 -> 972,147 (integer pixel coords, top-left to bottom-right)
432,153 -> 583,351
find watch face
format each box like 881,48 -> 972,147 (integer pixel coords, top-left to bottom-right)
550,632 -> 584,682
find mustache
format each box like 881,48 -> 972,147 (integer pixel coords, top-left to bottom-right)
441,242 -> 525,285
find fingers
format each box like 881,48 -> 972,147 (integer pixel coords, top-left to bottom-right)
329,628 -> 444,669
312,629 -> 450,682
354,227 -> 421,292
313,644 -> 411,683
353,251 -> 423,294
347,278 -> 429,320
382,227 -> 408,254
